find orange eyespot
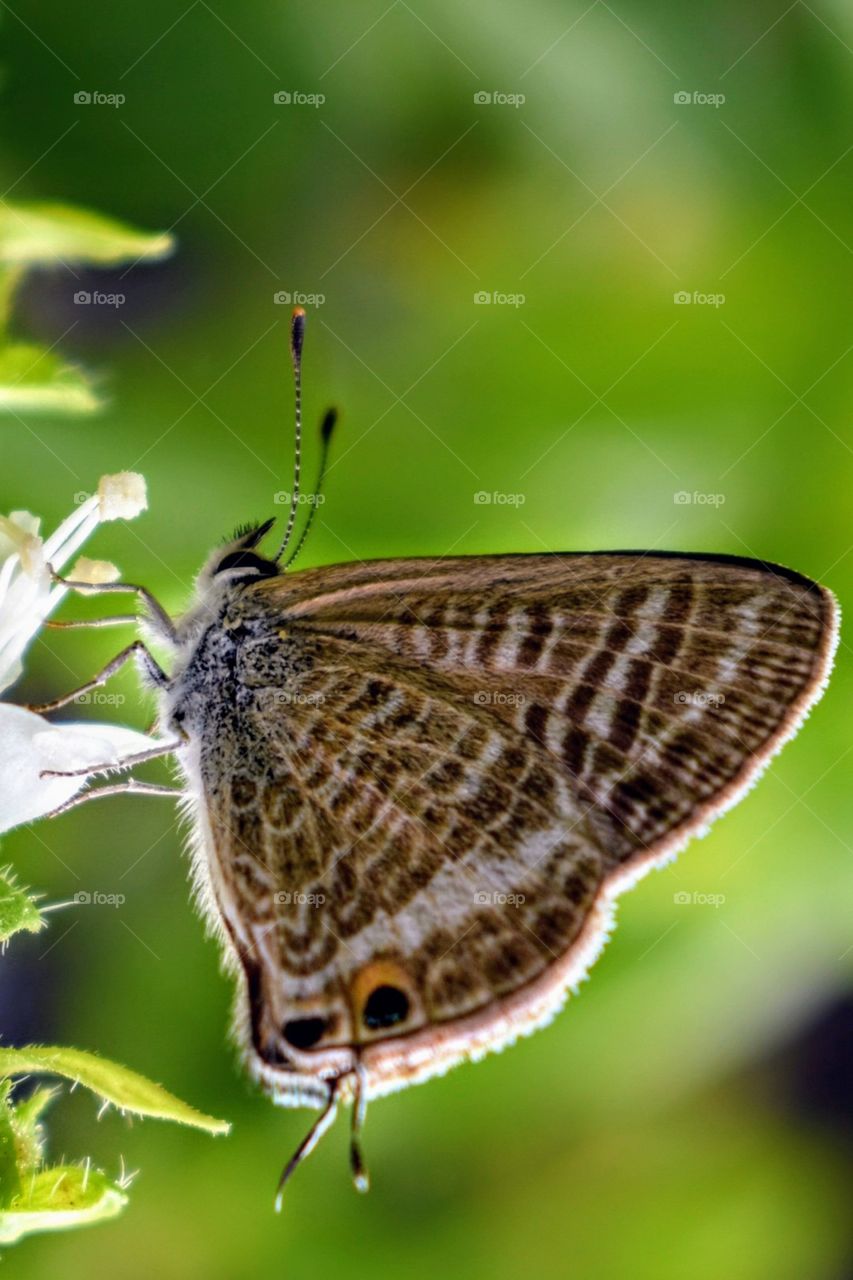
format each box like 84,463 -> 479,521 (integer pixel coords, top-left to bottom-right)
349,960 -> 414,1036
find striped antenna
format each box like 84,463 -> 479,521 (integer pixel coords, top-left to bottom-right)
285,407 -> 338,568
274,307 -> 306,561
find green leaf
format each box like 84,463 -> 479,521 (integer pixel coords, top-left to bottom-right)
0,1083 -> 21,1210
10,1087 -> 55,1138
0,867 -> 44,943
0,1165 -> 127,1243
0,266 -> 23,333
0,202 -> 174,268
0,1047 -> 229,1135
9,1087 -> 56,1180
0,343 -> 99,414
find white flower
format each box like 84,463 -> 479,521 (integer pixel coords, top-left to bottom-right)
0,477 -> 154,832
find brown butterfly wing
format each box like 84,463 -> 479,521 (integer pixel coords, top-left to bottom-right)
208,553 -> 837,1098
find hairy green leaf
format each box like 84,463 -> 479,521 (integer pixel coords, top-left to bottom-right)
0,1084 -> 21,1210
8,1087 -> 56,1181
0,1165 -> 127,1243
0,1047 -> 229,1135
0,867 -> 44,943
0,343 -> 99,414
0,202 -> 173,267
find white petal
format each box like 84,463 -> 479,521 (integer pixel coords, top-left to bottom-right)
0,476 -> 149,699
0,704 -> 162,832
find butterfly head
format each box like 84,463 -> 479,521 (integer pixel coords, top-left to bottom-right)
196,518 -> 280,594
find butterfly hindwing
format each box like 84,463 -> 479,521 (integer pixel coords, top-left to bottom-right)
198,552 -> 836,1096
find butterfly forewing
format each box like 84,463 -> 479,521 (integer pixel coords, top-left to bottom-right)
196,552 -> 836,1098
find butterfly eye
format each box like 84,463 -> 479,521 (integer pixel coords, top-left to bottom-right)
282,1016 -> 328,1050
362,985 -> 410,1030
214,550 -> 278,578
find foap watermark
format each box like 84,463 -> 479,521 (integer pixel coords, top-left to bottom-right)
73,691 -> 126,707
673,90 -> 725,108
474,490 -> 526,506
673,690 -> 726,709
273,690 -> 326,707
74,290 -> 125,307
274,491 -> 326,506
73,890 -> 126,908
673,491 -> 725,507
274,290 -> 325,308
74,90 -> 125,108
473,90 -> 525,108
274,890 -> 326,906
674,290 -> 725,307
473,890 -> 526,906
474,290 -> 526,307
273,90 -> 325,107
673,890 -> 726,907
473,690 -> 526,707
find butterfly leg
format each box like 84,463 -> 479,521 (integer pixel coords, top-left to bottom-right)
40,777 -> 181,820
25,641 -> 168,714
39,739 -> 182,782
48,567 -> 177,644
45,615 -> 140,630
44,618 -> 173,737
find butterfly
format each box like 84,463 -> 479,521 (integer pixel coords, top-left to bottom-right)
37,308 -> 839,1204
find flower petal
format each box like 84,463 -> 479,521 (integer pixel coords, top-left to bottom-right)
0,704 -> 162,832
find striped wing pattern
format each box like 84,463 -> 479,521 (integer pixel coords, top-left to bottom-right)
201,553 -> 836,1091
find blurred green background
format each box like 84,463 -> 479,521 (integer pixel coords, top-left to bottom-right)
2,1 -> 852,1276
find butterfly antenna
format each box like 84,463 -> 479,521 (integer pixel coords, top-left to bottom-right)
274,306 -> 306,562
274,1078 -> 340,1212
285,407 -> 338,569
349,1063 -> 371,1194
